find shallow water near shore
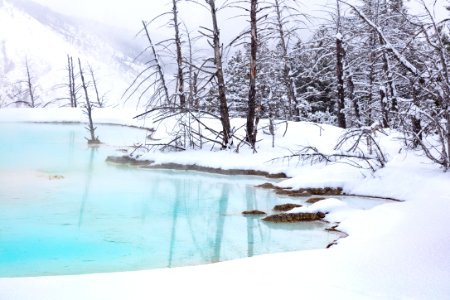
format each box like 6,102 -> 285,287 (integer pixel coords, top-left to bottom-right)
0,123 -> 345,277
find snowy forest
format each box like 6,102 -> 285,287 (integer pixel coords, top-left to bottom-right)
2,0 -> 450,171
124,0 -> 450,171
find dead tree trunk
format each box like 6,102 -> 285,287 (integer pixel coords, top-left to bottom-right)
172,0 -> 186,108
274,0 -> 299,121
410,79 -> 422,147
25,59 -> 36,108
67,55 -> 75,107
206,0 -> 232,148
78,58 -> 100,145
347,73 -> 360,125
186,27 -> 195,109
335,0 -> 347,129
69,56 -> 77,108
246,0 -> 258,149
379,86 -> 389,128
88,64 -> 103,108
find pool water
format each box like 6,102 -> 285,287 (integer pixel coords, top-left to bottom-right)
0,123 -> 340,277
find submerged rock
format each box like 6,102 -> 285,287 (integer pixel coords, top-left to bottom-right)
263,212 -> 326,223
306,197 -> 327,204
273,203 -> 303,212
242,210 -> 267,216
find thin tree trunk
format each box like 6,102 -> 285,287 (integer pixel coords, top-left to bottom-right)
347,74 -> 360,125
367,33 -> 376,126
78,58 -> 98,144
88,64 -> 103,108
186,28 -> 194,108
25,59 -> 35,108
172,0 -> 186,108
335,1 -> 347,129
67,55 -> 75,107
274,0 -> 299,121
70,56 -> 77,108
379,87 -> 389,128
207,0 -> 231,148
410,80 -> 422,147
246,0 -> 258,149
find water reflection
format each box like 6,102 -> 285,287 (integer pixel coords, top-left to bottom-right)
78,148 -> 96,228
168,178 -> 181,267
246,186 -> 255,258
212,184 -> 229,263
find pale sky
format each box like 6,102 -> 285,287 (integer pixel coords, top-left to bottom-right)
33,0 -> 332,35
32,0 -> 448,46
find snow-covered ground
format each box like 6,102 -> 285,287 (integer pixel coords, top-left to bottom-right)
0,108 -> 449,299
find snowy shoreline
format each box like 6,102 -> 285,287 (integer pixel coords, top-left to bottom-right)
1,108 -> 449,300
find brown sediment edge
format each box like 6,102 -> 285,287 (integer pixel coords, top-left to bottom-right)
105,156 -> 288,179
325,225 -> 349,249
256,182 -> 403,202
106,156 -> 404,202
144,163 -> 287,179
341,193 -> 404,202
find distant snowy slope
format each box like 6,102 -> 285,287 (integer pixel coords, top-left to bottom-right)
0,0 -> 146,108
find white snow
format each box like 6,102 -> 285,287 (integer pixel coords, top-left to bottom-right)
0,108 -> 450,299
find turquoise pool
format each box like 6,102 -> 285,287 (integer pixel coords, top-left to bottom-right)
0,123 -> 339,277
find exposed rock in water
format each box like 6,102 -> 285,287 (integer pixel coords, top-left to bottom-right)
48,175 -> 64,180
306,197 -> 327,204
263,212 -> 326,223
88,139 -> 101,146
242,210 -> 267,216
106,156 -> 153,167
256,182 -> 277,189
273,203 -> 303,212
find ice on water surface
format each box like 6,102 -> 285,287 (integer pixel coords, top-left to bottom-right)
0,123 -> 339,277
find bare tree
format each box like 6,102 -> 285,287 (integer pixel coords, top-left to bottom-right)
67,55 -> 77,108
78,58 -> 100,145
24,58 -> 37,108
172,0 -> 186,108
11,58 -> 41,108
270,0 -> 300,121
204,0 -> 232,148
335,0 -> 347,129
246,0 -> 259,150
